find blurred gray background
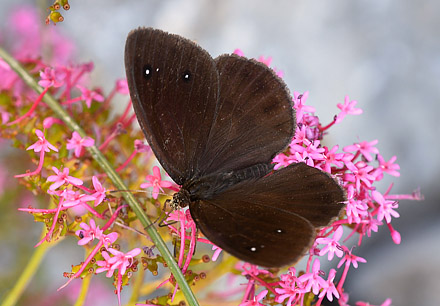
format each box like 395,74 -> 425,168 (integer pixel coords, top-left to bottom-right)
1,0 -> 439,305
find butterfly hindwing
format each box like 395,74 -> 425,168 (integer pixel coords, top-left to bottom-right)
239,162 -> 346,227
189,162 -> 345,267
190,196 -> 315,267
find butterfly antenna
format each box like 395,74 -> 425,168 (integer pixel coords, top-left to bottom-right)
158,210 -> 178,227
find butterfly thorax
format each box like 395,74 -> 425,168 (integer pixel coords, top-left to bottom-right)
171,188 -> 191,209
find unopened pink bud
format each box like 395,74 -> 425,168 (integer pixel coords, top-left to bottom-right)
390,229 -> 401,244
386,222 -> 401,244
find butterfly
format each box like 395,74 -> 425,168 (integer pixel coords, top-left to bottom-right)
124,27 -> 345,267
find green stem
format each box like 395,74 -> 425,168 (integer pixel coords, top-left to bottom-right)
1,231 -> 58,306
0,47 -> 199,306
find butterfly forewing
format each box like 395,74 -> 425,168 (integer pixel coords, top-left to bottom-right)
125,28 -> 219,185
198,55 -> 295,175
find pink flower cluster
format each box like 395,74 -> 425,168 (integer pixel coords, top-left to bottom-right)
15,129 -> 139,306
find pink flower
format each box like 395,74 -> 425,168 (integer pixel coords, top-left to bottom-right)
240,263 -> 271,278
335,96 -> 363,123
60,189 -> 96,208
38,67 -> 66,88
273,153 -> 294,169
345,161 -> 376,191
47,166 -> 83,190
377,154 -> 400,177
91,176 -> 106,206
107,247 -> 142,276
115,79 -> 129,95
293,151 -> 315,166
337,247 -> 367,269
27,129 -> 58,153
77,85 -> 104,108
292,125 -> 312,147
361,213 -> 382,237
343,140 -> 379,162
316,226 -> 344,260
318,269 -> 340,301
321,145 -> 345,173
275,268 -> 305,306
102,232 -> 119,247
298,259 -> 327,295
345,185 -> 369,224
140,166 -> 174,199
134,139 -> 149,152
372,190 -> 399,223
303,140 -> 326,161
293,91 -> 316,123
75,219 -> 102,245
15,129 -> 58,178
66,131 -> 95,157
96,247 -> 140,306
239,290 -> 268,306
96,250 -> 114,277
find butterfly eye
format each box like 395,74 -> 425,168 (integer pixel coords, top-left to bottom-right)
182,70 -> 191,82
143,64 -> 153,80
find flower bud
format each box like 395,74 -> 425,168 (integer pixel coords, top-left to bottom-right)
60,0 -> 70,10
390,229 -> 401,244
49,11 -> 64,24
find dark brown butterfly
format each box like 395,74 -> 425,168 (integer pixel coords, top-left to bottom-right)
124,27 -> 345,267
